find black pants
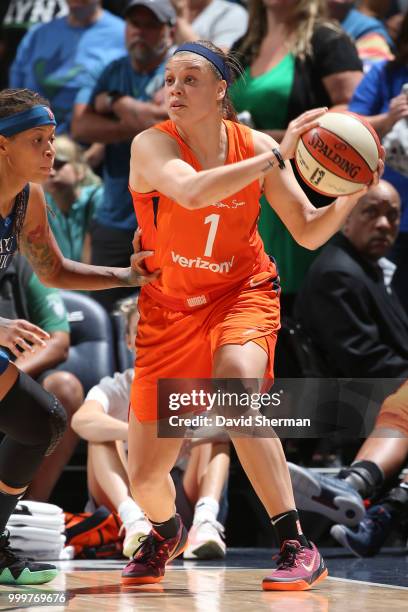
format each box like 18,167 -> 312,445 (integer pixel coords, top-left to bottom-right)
0,371 -> 66,488
389,231 -> 408,314
90,220 -> 138,313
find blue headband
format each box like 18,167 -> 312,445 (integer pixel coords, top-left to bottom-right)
173,42 -> 231,85
0,105 -> 56,137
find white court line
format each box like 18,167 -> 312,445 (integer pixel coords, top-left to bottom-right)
59,562 -> 408,591
327,576 -> 408,591
173,567 -> 408,591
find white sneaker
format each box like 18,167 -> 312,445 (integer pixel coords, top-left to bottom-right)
122,517 -> 151,558
184,518 -> 226,560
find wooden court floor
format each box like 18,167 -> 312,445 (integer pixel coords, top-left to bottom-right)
0,549 -> 406,612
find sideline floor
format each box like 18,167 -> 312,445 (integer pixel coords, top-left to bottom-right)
0,548 -> 406,611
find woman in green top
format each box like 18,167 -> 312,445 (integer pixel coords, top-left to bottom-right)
230,0 -> 363,306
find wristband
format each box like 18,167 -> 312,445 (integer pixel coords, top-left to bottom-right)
272,147 -> 285,169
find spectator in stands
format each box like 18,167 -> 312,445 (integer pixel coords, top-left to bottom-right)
44,136 -> 103,264
230,0 -> 363,312
0,1 -> 68,90
0,254 -> 84,502
294,180 -> 408,379
171,0 -> 248,50
9,1 -> 125,134
72,297 -> 229,559
71,0 -> 175,312
290,379 -> 408,557
327,0 -> 394,71
348,10 -> 408,312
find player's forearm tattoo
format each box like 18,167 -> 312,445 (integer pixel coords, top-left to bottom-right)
20,224 -> 60,279
261,159 -> 275,174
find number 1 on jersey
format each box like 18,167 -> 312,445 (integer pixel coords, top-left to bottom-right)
203,214 -> 220,257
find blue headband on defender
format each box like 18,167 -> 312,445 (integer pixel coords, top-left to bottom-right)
173,42 -> 231,85
0,105 -> 56,137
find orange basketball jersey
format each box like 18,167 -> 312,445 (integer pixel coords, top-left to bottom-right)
130,119 -> 276,309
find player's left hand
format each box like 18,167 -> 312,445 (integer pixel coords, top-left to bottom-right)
123,228 -> 161,287
280,107 -> 328,160
336,148 -> 385,205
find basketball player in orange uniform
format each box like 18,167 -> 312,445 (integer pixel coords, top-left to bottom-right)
122,41 -> 383,590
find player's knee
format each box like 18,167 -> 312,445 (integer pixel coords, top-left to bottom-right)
375,391 -> 408,436
42,371 -> 84,417
1,372 -> 68,451
44,394 -> 68,455
128,463 -> 159,491
213,377 -> 255,418
213,356 -> 250,380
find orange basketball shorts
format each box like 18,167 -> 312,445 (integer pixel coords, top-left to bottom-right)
130,279 -> 281,422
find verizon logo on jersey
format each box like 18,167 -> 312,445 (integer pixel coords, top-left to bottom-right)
171,251 -> 235,274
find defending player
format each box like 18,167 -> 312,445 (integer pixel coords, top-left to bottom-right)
0,88 -> 155,584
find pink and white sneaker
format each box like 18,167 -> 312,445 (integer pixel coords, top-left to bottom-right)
184,518 -> 226,560
262,540 -> 328,591
122,516 -> 152,558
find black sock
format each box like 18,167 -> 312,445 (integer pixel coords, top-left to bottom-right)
270,510 -> 311,549
382,482 -> 408,517
150,515 -> 179,539
338,460 -> 384,498
0,490 -> 22,536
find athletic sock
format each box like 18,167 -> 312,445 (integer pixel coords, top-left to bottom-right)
0,490 -> 22,535
193,496 -> 219,524
270,509 -> 311,549
338,460 -> 384,498
118,497 -> 145,527
150,515 -> 179,539
382,482 -> 408,517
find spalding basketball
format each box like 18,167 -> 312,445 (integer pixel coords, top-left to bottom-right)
295,111 -> 381,197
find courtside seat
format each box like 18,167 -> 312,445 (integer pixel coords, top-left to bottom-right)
56,291 -> 116,394
110,310 -> 134,373
274,315 -> 328,378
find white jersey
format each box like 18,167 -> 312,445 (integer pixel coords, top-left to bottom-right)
86,369 -> 133,422
85,368 -> 187,469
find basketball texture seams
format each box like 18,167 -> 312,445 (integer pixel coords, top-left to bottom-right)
301,127 -> 373,183
294,111 -> 380,197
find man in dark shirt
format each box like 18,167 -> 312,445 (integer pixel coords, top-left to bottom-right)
294,179 -> 408,379
290,180 -> 408,556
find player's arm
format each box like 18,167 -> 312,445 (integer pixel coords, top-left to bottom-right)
71,399 -> 128,443
130,129 -> 278,208
14,331 -> 68,378
71,102 -> 134,144
130,130 -> 282,209
20,184 -> 158,289
257,125 -> 383,250
14,271 -> 70,377
129,109 -> 327,209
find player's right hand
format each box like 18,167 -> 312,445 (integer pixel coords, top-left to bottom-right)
125,228 -> 161,287
280,107 -> 328,161
0,318 -> 49,358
